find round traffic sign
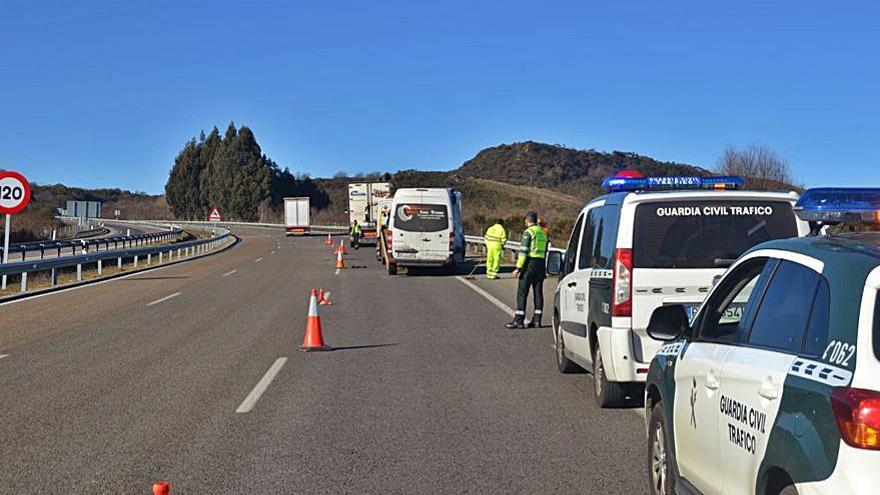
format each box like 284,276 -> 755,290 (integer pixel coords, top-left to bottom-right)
0,171 -> 32,214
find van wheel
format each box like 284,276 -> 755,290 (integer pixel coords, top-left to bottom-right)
593,346 -> 627,408
554,311 -> 581,373
388,263 -> 397,275
647,402 -> 677,495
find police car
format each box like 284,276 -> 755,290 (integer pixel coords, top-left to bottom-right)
546,173 -> 809,407
643,188 -> 880,495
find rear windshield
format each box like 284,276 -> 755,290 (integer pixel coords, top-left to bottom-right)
394,204 -> 449,232
633,200 -> 798,269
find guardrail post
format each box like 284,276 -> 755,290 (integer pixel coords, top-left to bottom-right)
76,264 -> 82,281
177,247 -> 182,259
159,252 -> 163,264
168,249 -> 173,262
97,259 -> 103,276
20,272 -> 27,292
133,255 -> 139,268
50,268 -> 57,286
118,257 -> 122,270
147,253 -> 152,266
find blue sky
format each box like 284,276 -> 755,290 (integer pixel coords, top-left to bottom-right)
1,1 -> 877,194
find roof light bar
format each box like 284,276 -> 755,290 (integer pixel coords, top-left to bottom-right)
601,175 -> 744,193
795,188 -> 880,225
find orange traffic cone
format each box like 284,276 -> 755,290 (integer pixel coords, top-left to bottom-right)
318,287 -> 333,305
153,482 -> 170,495
336,248 -> 345,269
338,239 -> 346,255
325,234 -> 332,245
300,289 -> 331,351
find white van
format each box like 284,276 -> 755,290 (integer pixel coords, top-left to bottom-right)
546,175 -> 810,407
387,188 -> 464,274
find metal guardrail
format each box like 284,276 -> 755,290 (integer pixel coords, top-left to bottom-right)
0,227 -> 232,294
102,219 -> 348,233
1,229 -> 184,263
464,235 -> 564,256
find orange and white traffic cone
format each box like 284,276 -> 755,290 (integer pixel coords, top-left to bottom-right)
338,239 -> 346,255
318,287 -> 333,306
336,248 -> 345,270
325,234 -> 332,245
153,482 -> 170,495
300,289 -> 331,352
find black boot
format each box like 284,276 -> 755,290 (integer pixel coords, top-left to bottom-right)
505,317 -> 525,329
527,315 -> 543,328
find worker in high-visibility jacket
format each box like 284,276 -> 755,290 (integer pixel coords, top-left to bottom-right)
506,211 -> 548,329
350,220 -> 362,250
483,220 -> 508,280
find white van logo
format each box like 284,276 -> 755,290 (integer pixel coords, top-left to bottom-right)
398,205 -> 420,222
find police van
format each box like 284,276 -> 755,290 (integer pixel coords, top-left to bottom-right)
546,174 -> 809,407
643,188 -> 880,495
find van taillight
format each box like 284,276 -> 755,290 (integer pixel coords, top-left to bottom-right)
449,232 -> 455,251
612,248 -> 632,317
386,231 -> 393,250
831,387 -> 880,450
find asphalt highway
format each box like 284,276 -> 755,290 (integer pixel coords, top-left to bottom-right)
0,230 -> 647,494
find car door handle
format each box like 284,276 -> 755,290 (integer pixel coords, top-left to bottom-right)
705,371 -> 720,390
567,281 -> 577,288
758,379 -> 779,400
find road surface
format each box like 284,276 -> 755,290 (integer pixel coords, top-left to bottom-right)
0,229 -> 647,494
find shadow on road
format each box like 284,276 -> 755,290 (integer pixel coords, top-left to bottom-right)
331,343 -> 399,352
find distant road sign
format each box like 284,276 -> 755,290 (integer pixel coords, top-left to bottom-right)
208,207 -> 222,222
0,171 -> 31,215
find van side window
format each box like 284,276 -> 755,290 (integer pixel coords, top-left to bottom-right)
802,278 -> 830,356
578,209 -> 597,269
564,214 -> 584,276
697,258 -> 774,343
595,206 -> 619,269
747,260 -> 823,354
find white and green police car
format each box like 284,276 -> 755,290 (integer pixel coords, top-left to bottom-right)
644,188 -> 880,495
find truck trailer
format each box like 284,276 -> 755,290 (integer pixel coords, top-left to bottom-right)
348,182 -> 392,246
284,197 -> 310,235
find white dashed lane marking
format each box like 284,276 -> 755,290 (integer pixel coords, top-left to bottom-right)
235,358 -> 287,414
146,292 -> 182,307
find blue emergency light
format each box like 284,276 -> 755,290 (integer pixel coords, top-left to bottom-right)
794,188 -> 880,224
601,174 -> 745,193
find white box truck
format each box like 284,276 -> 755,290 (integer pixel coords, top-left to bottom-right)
284,197 -> 310,235
348,182 -> 392,245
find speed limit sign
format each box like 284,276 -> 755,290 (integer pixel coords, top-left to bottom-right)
0,171 -> 31,214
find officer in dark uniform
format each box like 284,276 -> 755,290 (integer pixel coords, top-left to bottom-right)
506,211 -> 548,329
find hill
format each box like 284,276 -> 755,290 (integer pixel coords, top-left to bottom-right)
457,141 -> 708,197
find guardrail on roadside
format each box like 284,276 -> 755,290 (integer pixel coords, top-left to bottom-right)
0,228 -> 232,295
101,219 -> 348,233
1,229 -> 184,263
464,235 -> 564,257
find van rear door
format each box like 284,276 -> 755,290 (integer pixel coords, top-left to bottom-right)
629,199 -> 800,362
393,201 -> 451,262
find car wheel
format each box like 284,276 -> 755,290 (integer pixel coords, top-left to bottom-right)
778,485 -> 799,495
554,310 -> 581,373
387,263 -> 397,275
647,403 -> 677,495
593,346 -> 627,408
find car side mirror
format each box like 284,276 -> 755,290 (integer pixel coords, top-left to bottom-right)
546,250 -> 562,276
647,305 -> 690,342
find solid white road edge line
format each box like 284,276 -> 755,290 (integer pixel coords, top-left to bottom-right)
222,269 -> 238,277
254,257 -> 264,262
0,354 -> 9,360
235,357 -> 287,414
455,276 -> 514,316
146,292 -> 182,307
